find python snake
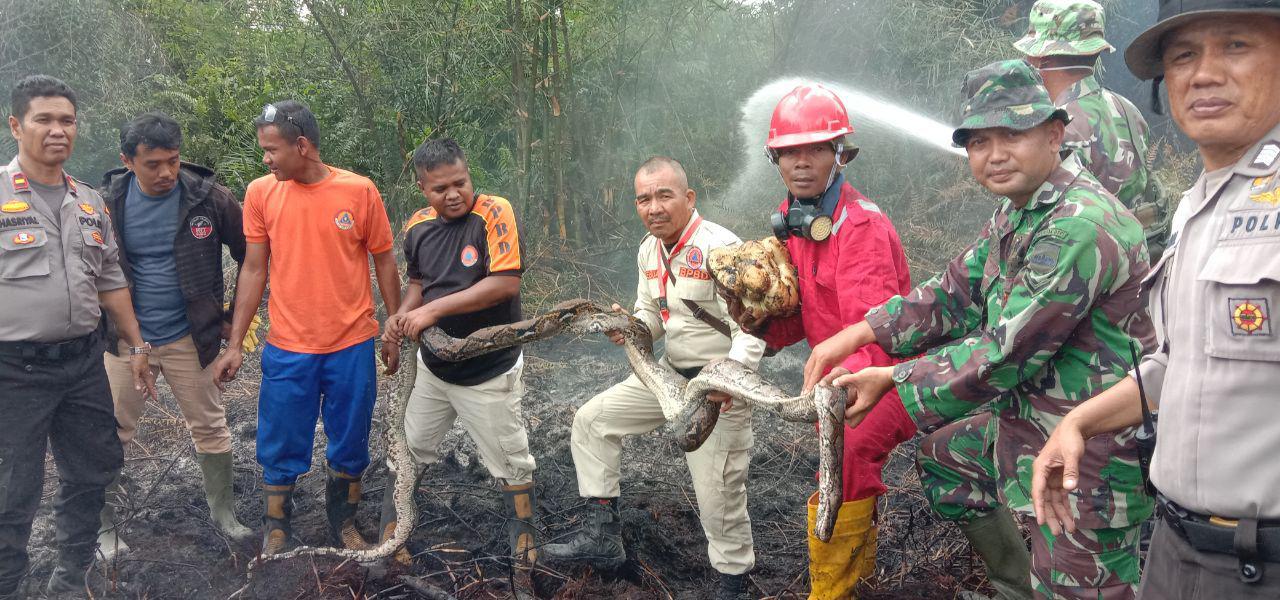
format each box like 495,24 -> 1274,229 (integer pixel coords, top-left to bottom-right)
254,298 -> 844,568
423,299 -> 845,542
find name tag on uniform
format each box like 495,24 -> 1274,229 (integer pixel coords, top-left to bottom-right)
1223,209 -> 1280,241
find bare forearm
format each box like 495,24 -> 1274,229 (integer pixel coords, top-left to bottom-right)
228,267 -> 266,347
99,288 -> 144,346
373,251 -> 402,316
397,282 -> 425,316
1063,377 -> 1146,439
419,275 -> 519,321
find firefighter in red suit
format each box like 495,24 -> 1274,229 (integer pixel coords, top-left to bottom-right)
724,84 -> 917,598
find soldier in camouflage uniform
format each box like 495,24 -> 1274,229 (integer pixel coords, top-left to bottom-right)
802,60 -> 1154,599
1015,0 -> 1170,259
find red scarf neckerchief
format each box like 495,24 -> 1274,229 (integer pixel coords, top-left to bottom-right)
656,215 -> 703,322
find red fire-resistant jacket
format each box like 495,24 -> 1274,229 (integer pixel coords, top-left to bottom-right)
762,176 -> 917,501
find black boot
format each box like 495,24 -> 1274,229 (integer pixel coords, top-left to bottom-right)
261,483 -> 295,556
502,482 -> 539,568
540,498 -> 625,569
46,562 -> 104,596
716,572 -> 750,600
326,468 -> 371,550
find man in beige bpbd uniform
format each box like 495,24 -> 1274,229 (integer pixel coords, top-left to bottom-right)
541,157 -> 765,600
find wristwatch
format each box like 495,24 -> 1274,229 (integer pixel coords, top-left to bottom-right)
129,342 -> 152,356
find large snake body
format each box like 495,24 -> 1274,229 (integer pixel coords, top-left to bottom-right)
256,298 -> 844,568
425,299 -> 844,541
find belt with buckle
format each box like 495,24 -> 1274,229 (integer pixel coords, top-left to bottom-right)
674,365 -> 704,380
1157,493 -> 1280,583
0,333 -> 97,362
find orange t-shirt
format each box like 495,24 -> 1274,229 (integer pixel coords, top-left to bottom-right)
243,166 -> 394,354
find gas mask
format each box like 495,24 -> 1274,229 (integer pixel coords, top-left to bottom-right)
771,199 -> 834,242
767,141 -> 857,242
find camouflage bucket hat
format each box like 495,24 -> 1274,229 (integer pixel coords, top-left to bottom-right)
952,59 -> 1071,147
1014,0 -> 1115,57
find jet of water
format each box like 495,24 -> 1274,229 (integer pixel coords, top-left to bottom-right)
725,77 -> 965,221
744,76 -> 965,159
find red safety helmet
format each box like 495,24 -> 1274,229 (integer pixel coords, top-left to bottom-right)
766,84 -> 854,150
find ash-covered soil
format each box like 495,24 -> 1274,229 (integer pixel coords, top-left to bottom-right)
21,335 -> 986,599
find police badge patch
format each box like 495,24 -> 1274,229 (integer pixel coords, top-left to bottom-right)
1229,298 -> 1271,337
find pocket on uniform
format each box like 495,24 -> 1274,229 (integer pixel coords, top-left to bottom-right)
1197,246 -> 1280,362
497,428 -> 536,477
0,229 -> 50,279
80,227 -> 106,275
679,278 -> 717,302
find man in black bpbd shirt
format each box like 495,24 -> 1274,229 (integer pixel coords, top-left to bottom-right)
381,137 -> 537,567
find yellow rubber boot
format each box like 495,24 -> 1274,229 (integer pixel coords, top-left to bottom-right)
807,492 -> 878,600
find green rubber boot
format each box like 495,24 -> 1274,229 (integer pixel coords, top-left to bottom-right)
196,452 -> 253,541
958,506 -> 1033,600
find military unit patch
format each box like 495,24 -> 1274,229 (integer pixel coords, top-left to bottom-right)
1230,298 -> 1271,337
12,231 -> 35,245
78,203 -> 95,216
91,231 -> 105,245
1022,237 -> 1065,295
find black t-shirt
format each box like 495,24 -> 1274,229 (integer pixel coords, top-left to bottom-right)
404,193 -> 523,385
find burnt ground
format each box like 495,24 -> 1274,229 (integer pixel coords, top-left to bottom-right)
20,331 -> 989,600
19,230 -> 993,600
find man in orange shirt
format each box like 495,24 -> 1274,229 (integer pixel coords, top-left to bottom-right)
212,101 -> 401,555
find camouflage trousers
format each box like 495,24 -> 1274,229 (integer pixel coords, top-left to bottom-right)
915,412 -> 1142,600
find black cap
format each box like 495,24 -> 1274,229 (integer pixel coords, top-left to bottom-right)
1126,0 -> 1280,80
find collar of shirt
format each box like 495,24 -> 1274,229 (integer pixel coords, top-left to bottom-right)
1056,73 -> 1102,106
1024,152 -> 1085,213
660,210 -> 704,255
4,156 -> 81,199
1233,121 -> 1280,178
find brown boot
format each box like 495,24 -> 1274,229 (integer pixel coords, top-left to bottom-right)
502,482 -> 539,568
261,483 -> 295,556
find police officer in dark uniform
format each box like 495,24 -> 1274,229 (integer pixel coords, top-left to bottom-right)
0,75 -> 157,598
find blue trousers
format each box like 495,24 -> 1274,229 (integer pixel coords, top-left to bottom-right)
257,339 -> 376,485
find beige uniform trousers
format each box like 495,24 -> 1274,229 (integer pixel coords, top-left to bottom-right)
403,353 -> 535,485
571,372 -> 755,575
104,335 -> 232,454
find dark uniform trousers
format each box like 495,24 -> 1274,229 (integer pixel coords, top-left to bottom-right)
0,336 -> 122,594
1139,520 -> 1280,599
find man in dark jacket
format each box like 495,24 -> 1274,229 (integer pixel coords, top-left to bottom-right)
97,112 -> 252,558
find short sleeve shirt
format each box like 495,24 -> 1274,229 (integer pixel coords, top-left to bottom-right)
404,193 -> 523,385
0,157 -> 128,342
243,166 -> 394,354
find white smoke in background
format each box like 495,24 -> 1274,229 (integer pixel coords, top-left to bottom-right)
726,77 -> 965,219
